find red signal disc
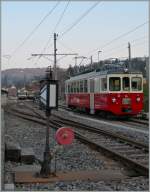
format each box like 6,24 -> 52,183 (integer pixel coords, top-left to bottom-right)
55,127 -> 74,145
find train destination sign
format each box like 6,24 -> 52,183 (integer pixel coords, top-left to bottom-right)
40,80 -> 58,110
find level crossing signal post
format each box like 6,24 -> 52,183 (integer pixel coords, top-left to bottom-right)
39,66 -> 58,178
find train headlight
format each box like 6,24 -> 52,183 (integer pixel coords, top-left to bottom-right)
136,97 -> 140,102
112,98 -> 116,103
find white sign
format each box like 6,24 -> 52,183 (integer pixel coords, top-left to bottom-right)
40,82 -> 58,109
49,84 -> 56,107
40,85 -> 47,105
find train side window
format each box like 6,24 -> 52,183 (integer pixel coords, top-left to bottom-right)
65,84 -> 68,93
95,78 -> 100,92
90,79 -> 94,93
123,77 -> 130,91
109,77 -> 120,91
84,80 -> 88,93
101,78 -> 107,91
68,84 -> 70,93
80,80 -> 84,93
71,83 -> 73,93
76,81 -> 79,93
73,82 -> 76,93
131,77 -> 142,91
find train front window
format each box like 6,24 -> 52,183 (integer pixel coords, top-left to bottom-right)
123,77 -> 130,91
109,77 -> 120,91
132,77 -> 142,91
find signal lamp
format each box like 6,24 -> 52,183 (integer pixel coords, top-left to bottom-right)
136,97 -> 140,102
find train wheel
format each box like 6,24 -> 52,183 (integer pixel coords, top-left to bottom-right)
85,108 -> 90,114
106,112 -> 116,120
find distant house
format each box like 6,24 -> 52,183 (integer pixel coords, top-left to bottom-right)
26,81 -> 40,92
8,86 -> 17,97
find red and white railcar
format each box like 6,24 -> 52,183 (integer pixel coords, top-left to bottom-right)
65,68 -> 143,117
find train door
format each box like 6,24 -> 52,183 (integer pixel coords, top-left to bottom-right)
89,78 -> 95,114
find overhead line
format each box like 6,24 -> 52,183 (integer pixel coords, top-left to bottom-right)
41,0 -> 71,53
53,0 -> 70,33
102,39 -> 148,59
86,21 -> 149,55
102,36 -> 148,55
35,1 -> 101,66
34,1 -> 71,66
11,1 -> 60,57
59,1 -> 101,39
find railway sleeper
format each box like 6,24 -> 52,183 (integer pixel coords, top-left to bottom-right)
108,146 -> 135,150
119,151 -> 146,156
129,153 -> 148,158
136,159 -> 149,164
75,132 -> 148,176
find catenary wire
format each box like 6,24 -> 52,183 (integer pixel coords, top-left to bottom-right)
102,36 -> 148,56
85,21 -> 149,56
99,39 -> 148,59
59,1 -> 101,39
34,1 -> 71,66
37,1 -> 101,65
11,2 -> 60,58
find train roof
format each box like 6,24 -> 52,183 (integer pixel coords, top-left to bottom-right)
66,68 -> 143,82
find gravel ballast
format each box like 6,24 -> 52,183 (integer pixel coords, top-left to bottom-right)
3,100 -> 149,191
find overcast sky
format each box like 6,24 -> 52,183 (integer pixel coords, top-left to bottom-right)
2,1 -> 149,70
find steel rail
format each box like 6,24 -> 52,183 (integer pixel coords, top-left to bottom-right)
51,114 -> 148,150
58,105 -> 149,126
8,105 -> 148,150
5,107 -> 149,177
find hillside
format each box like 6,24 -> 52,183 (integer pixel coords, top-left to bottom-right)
1,67 -> 67,89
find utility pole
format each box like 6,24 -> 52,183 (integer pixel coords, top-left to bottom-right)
128,42 -> 131,70
98,51 -> 102,64
32,33 -> 77,81
40,68 -> 52,177
74,56 -> 77,66
91,56 -> 93,65
54,33 -> 58,80
4,74 -> 8,88
40,66 -> 58,177
90,56 -> 93,70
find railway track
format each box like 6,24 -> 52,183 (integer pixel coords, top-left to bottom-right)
58,104 -> 149,127
4,102 -> 149,177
